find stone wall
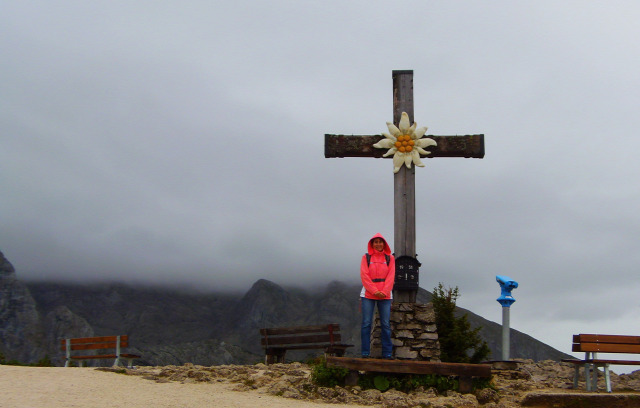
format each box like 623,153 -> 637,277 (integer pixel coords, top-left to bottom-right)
371,302 -> 441,361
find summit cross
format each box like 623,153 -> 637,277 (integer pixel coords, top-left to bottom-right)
324,70 -> 485,302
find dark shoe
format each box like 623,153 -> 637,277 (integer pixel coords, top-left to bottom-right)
361,355 -> 371,359
382,356 -> 394,360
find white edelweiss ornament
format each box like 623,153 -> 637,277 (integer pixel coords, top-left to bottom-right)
373,112 -> 437,173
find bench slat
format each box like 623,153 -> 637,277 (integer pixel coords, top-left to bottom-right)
589,359 -> 640,365
69,353 -> 141,360
60,335 -> 129,346
573,343 -> 640,354
262,333 -> 341,346
61,342 -> 130,351
260,324 -> 340,336
266,343 -> 352,351
266,344 -> 330,351
573,334 -> 640,345
566,359 -> 640,365
69,354 -> 118,360
71,354 -> 141,360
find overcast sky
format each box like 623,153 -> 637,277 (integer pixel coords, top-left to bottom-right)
2,1 -> 640,367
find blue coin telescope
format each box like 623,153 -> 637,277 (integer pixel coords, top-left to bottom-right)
496,275 -> 518,307
496,275 -> 518,360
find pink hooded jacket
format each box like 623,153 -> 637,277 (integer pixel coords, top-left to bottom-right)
360,233 -> 395,300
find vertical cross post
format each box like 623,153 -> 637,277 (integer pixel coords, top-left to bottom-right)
393,70 -> 417,303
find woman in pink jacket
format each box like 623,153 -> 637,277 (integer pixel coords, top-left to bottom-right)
360,233 -> 395,358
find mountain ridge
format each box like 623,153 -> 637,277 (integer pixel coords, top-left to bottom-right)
1,250 -> 571,366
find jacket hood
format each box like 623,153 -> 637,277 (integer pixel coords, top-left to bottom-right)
367,233 -> 392,255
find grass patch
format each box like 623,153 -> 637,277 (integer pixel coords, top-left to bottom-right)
0,354 -> 54,367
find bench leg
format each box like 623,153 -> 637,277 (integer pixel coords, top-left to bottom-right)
572,364 -> 579,389
590,352 -> 599,392
604,364 -> 611,393
584,363 -> 592,391
583,352 -> 591,391
265,354 -> 274,365
585,363 -> 598,391
458,376 -> 472,394
583,351 -> 597,392
265,349 -> 286,365
345,370 -> 359,386
326,346 -> 347,357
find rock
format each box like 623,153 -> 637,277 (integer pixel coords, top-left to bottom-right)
475,387 -> 500,404
114,358 -> 640,407
414,308 -> 436,323
395,330 -> 415,339
0,250 -> 43,362
380,389 -> 410,408
395,346 -> 419,359
42,305 -> 94,365
359,388 -> 383,402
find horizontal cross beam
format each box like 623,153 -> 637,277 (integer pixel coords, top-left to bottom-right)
324,134 -> 484,159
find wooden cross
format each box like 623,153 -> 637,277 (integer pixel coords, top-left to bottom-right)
324,70 -> 484,303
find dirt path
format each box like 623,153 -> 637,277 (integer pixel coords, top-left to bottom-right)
0,366 -> 367,408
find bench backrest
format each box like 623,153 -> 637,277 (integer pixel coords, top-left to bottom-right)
572,334 -> 640,354
260,324 -> 341,347
60,335 -> 129,352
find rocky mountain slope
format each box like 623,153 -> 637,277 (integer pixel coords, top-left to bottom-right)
1,250 -> 570,366
0,251 -> 42,362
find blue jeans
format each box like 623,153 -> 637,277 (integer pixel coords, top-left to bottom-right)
361,297 -> 392,358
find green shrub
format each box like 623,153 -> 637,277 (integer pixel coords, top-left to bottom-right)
308,356 -> 491,393
35,355 -> 54,367
432,283 -> 491,364
359,373 -> 459,393
373,375 -> 390,391
309,357 -> 349,387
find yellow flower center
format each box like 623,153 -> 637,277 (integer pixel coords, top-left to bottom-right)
395,135 -> 414,153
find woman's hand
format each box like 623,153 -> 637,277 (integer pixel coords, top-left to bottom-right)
374,291 -> 386,298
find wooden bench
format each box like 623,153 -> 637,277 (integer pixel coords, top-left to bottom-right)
260,323 -> 353,364
61,335 -> 141,368
326,356 -> 492,393
561,334 -> 640,392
